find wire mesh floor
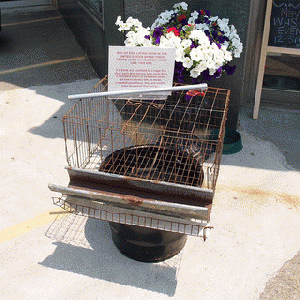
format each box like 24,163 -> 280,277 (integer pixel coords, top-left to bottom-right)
52,196 -> 211,237
45,210 -> 185,273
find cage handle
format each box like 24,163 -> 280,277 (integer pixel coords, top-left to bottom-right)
68,83 -> 208,100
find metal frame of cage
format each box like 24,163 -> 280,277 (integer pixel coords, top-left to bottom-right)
49,76 -> 230,239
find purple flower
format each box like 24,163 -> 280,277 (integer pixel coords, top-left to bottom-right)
179,17 -> 188,26
185,94 -> 192,101
192,77 -> 200,84
173,62 -> 185,83
170,13 -> 177,23
190,41 -> 197,49
211,30 -> 218,39
205,10 -> 211,17
204,30 -> 213,43
195,18 -> 202,25
204,17 -> 210,24
201,69 -> 212,81
217,35 -> 226,44
176,75 -> 185,83
175,61 -> 185,73
153,27 -> 164,39
224,64 -> 237,75
145,35 -> 150,40
213,67 -> 223,78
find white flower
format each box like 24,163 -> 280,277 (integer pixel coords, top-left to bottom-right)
159,32 -> 181,49
151,10 -> 175,30
124,27 -> 151,47
191,11 -> 199,19
115,16 -> 122,26
190,66 -> 201,78
175,49 -> 185,62
221,45 -> 232,61
182,57 -> 193,68
115,16 -> 144,31
231,37 -> 243,57
190,47 -> 204,61
173,2 -> 188,11
190,64 -> 207,78
217,18 -> 229,32
194,23 -> 210,31
225,25 -> 238,39
189,30 -> 208,43
180,39 -> 192,49
209,16 -> 218,22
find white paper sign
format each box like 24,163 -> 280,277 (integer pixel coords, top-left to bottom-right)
108,46 -> 176,99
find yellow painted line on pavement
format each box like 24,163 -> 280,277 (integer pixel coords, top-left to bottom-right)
2,15 -> 63,27
0,209 -> 68,243
0,56 -> 87,76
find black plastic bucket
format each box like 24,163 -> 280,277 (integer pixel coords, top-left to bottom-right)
99,145 -> 204,187
100,145 -> 203,262
109,222 -> 187,262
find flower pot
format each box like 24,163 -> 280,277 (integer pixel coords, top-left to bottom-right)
211,128 -> 243,154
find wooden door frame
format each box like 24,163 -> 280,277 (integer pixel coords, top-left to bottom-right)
240,0 -> 268,109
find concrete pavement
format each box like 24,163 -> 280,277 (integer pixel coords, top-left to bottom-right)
1,9 -> 300,300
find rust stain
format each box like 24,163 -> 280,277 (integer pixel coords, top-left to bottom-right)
216,186 -> 300,210
241,188 -> 271,196
240,189 -> 300,208
123,196 -> 143,206
205,204 -> 212,219
280,194 -> 300,209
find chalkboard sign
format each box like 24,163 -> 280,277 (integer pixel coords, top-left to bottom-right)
269,0 -> 300,48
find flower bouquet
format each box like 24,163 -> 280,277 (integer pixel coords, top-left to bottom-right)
116,2 -> 243,84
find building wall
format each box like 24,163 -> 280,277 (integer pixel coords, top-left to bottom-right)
58,0 -> 124,76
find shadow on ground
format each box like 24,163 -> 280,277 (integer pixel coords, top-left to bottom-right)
239,105 -> 300,171
0,10 -> 99,140
41,217 -> 178,296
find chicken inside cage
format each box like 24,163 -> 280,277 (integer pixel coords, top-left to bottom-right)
49,77 -> 230,259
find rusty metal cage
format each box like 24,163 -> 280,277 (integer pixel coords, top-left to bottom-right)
63,77 -> 229,189
49,77 -> 230,238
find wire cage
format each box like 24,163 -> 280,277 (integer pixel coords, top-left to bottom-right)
63,77 -> 229,190
49,76 -> 230,239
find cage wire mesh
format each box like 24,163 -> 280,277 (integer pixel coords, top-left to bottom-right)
63,76 -> 230,191
51,196 -> 210,236
45,208 -> 184,278
45,209 -> 184,278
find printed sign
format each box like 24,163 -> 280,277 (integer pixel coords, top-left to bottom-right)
269,0 -> 300,48
108,46 -> 176,99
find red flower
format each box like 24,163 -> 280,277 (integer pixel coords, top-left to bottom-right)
167,27 -> 180,36
178,15 -> 186,22
200,10 -> 206,15
186,90 -> 205,97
